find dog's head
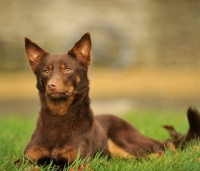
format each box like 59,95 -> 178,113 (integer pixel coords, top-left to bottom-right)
25,33 -> 91,100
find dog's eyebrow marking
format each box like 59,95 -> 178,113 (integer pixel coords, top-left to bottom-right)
48,65 -> 52,70
61,64 -> 66,68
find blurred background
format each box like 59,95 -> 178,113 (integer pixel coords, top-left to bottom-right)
0,0 -> 200,116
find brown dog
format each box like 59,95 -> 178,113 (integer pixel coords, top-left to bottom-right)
22,32 -> 200,166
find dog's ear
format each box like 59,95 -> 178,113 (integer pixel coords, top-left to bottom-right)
25,37 -> 49,72
68,32 -> 92,69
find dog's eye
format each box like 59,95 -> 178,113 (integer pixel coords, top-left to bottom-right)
65,68 -> 71,73
44,69 -> 49,74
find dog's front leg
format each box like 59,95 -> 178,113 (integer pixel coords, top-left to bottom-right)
24,146 -> 50,163
51,147 -> 79,164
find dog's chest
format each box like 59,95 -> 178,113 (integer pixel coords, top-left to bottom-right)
39,115 -> 83,147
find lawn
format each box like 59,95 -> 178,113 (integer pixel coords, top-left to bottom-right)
0,109 -> 200,171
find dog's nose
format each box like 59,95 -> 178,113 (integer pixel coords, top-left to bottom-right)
47,81 -> 57,90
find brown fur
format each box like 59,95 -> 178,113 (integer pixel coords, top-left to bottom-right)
18,33 -> 200,167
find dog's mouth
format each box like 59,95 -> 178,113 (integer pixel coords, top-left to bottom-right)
47,91 -> 72,99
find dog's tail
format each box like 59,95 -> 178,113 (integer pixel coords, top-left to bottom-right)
173,107 -> 200,148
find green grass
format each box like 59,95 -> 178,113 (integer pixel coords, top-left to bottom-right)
1,109 -> 200,171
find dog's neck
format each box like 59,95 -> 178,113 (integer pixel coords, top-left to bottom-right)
37,89 -> 94,139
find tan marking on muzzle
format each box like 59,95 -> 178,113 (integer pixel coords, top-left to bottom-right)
76,76 -> 81,85
67,84 -> 74,95
47,77 -> 65,93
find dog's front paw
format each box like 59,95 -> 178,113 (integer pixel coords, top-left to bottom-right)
51,148 -> 78,164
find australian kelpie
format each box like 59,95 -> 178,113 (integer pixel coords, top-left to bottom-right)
20,32 -> 200,166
